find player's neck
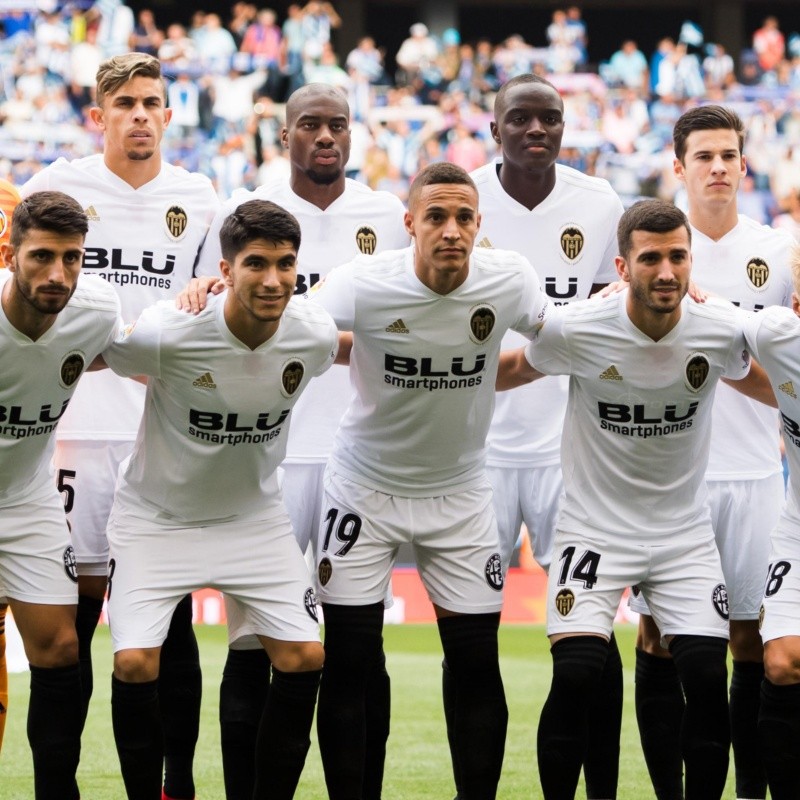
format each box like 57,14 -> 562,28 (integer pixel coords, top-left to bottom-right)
626,297 -> 682,342
414,255 -> 469,295
1,279 -> 57,341
498,163 -> 556,211
290,172 -> 345,210
687,201 -> 738,242
103,152 -> 162,190
223,302 -> 280,350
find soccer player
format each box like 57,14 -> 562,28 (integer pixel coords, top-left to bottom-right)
500,198 -> 775,800
0,176 -> 20,754
102,199 -> 337,800
631,105 -> 794,800
21,52 -> 219,800
309,161 -> 548,800
470,73 -> 624,799
193,82 -> 408,800
746,246 -> 800,800
0,190 -> 121,799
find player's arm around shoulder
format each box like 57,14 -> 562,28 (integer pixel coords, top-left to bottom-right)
305,258 -> 357,332
721,305 -> 777,408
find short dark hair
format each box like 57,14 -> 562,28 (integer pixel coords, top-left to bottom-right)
617,199 -> 691,259
494,73 -> 560,117
219,200 -> 302,262
10,191 -> 88,249
407,162 -> 476,211
673,105 -> 745,162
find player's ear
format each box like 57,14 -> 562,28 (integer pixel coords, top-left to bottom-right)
673,156 -> 684,181
792,292 -> 800,318
490,121 -> 501,145
163,106 -> 173,127
219,259 -> 233,286
403,210 -> 414,237
1,242 -> 14,271
89,106 -> 104,130
615,255 -> 629,281
280,127 -> 289,149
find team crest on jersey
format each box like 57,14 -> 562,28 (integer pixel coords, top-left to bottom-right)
318,557 -> 333,586
485,553 -> 504,591
559,225 -> 585,261
631,585 -> 641,597
63,545 -> 78,583
684,353 -> 710,392
59,351 -> 85,389
280,359 -> 305,397
355,225 -> 377,255
712,583 -> 729,620
469,304 -> 496,344
304,587 -> 319,621
165,204 -> 188,241
745,257 -> 769,289
758,603 -> 765,631
555,588 -> 575,616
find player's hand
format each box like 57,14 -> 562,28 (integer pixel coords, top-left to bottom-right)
687,280 -> 708,303
175,276 -> 224,314
590,280 -> 627,299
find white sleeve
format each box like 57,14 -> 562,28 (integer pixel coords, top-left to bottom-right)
103,303 -> 164,379
523,306 -> 572,376
194,199 -> 235,278
510,257 -> 550,340
721,309 -> 753,381
307,262 -> 356,331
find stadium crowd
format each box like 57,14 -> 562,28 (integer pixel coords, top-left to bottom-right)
1,2 -> 800,222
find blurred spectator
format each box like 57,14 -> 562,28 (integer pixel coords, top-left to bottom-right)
129,9 -> 163,57
167,72 -> 201,138
34,7 -> 71,80
444,122 -> 486,172
703,43 -> 735,91
304,40 -> 349,89
69,26 -> 102,111
255,142 -> 290,184
229,2 -> 257,49
650,37 -> 675,95
90,0 -> 135,57
197,13 -> 237,68
346,36 -> 385,84
753,16 -> 785,74
607,39 -> 648,94
158,24 -> 197,72
281,3 -> 307,95
773,188 -> 800,241
301,0 -> 340,61
395,22 -> 438,86
546,9 -> 580,74
736,173 -> 772,224
240,8 -> 281,61
566,6 -> 588,67
210,63 -> 267,135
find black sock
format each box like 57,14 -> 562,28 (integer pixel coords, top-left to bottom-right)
27,663 -> 82,800
111,675 -> 163,799
730,660 -> 766,799
759,678 -> 800,800
253,667 -> 321,800
669,636 -> 730,800
75,594 -> 103,730
317,602 -> 384,800
537,636 -> 608,800
363,646 -> 390,800
219,647 -> 271,800
437,613 -> 507,800
634,648 -> 684,800
442,658 -> 461,797
584,631 -> 622,799
159,594 -> 200,800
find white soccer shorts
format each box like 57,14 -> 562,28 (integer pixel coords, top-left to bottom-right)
758,523 -> 800,643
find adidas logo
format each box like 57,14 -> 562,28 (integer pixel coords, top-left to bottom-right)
779,381 -> 797,399
599,365 -> 623,381
477,236 -> 493,248
385,319 -> 410,334
192,372 -> 217,389
84,205 -> 100,221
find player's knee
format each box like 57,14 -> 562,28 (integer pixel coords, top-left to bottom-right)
114,648 -> 160,683
636,614 -> 668,656
270,641 -> 324,673
549,635 -> 609,693
764,643 -> 800,686
23,626 -> 78,669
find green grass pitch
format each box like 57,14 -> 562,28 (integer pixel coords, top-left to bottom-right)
1,624 -> 740,798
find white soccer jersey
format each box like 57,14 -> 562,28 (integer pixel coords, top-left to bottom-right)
744,306 -> 800,542
0,273 -> 120,506
311,245 -> 548,496
471,160 -> 623,467
196,179 -> 409,463
690,216 -> 793,480
22,154 -> 220,441
526,291 -> 751,539
103,294 -> 337,525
